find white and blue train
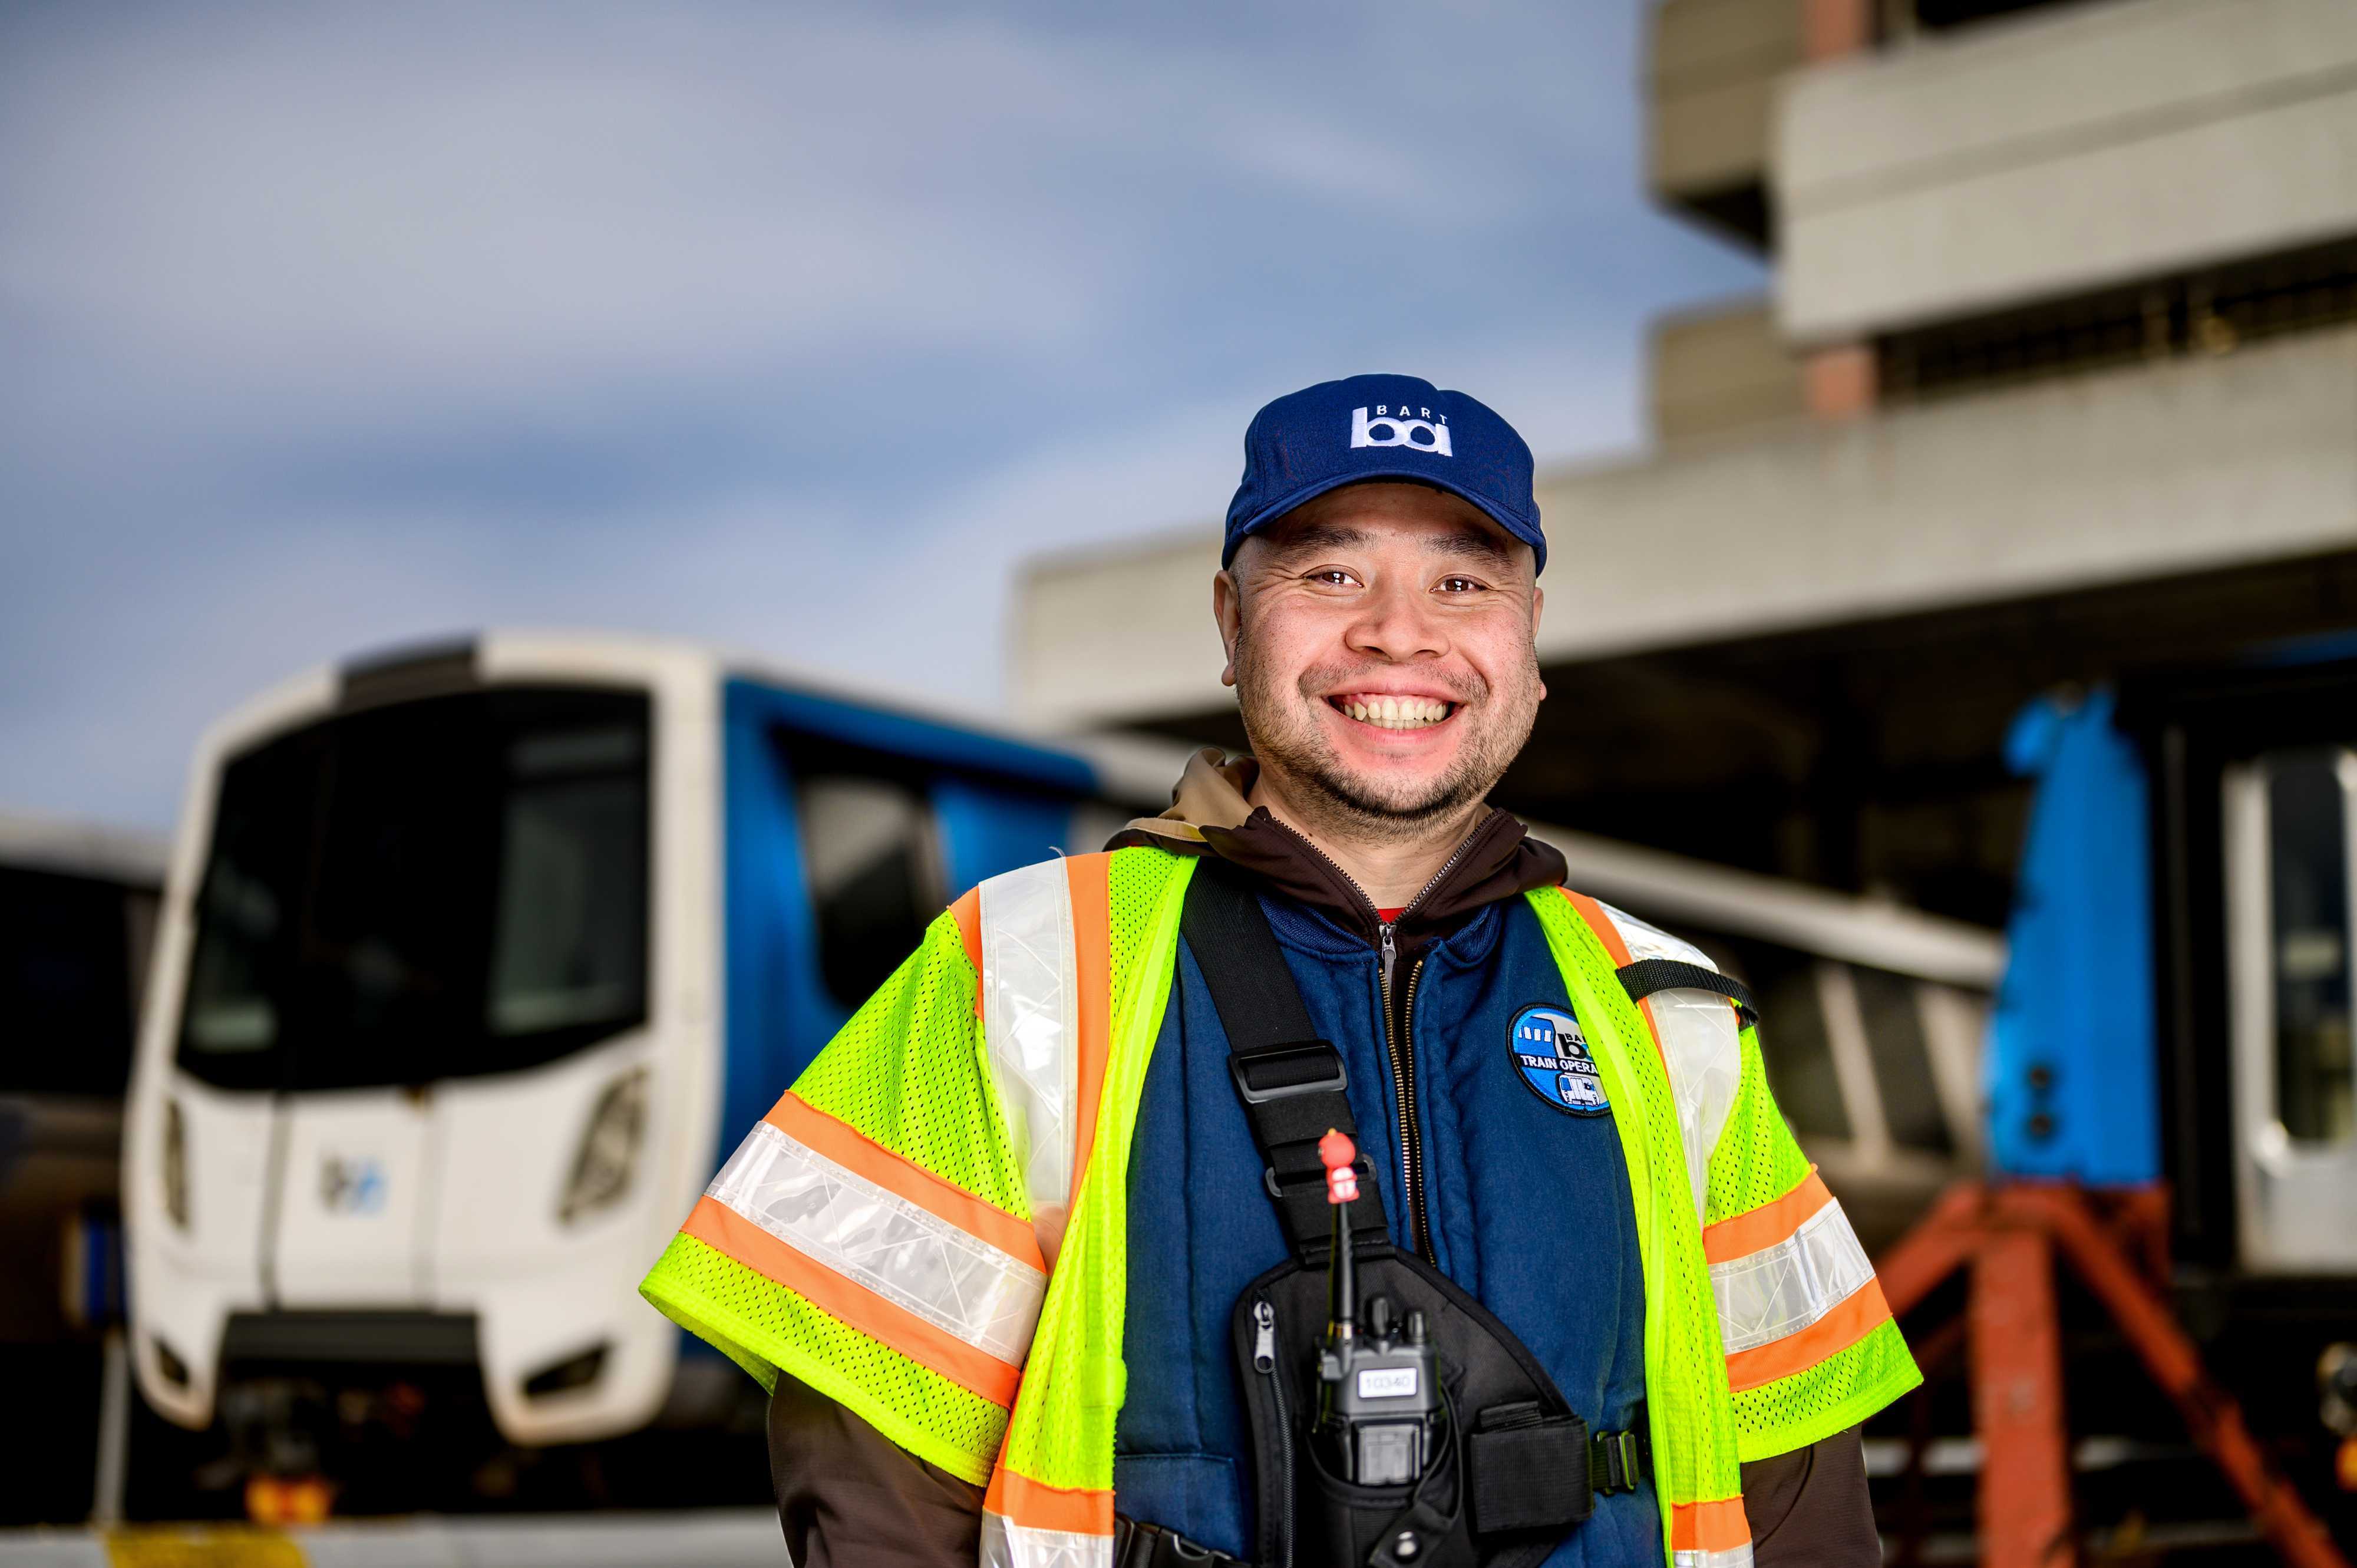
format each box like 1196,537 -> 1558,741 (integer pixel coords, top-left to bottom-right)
122,632 -> 1185,1459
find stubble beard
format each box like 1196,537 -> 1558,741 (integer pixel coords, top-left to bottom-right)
1232,618 -> 1541,847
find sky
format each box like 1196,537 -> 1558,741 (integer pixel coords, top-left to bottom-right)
0,1 -> 1760,831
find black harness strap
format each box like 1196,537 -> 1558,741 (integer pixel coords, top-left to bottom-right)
1614,958 -> 1760,1029
1181,864 -> 1391,1265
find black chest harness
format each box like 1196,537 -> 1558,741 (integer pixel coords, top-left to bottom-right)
1110,869 -> 1752,1568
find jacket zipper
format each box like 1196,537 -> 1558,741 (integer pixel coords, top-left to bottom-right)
1252,1295 -> 1295,1567
1379,831 -> 1478,1263
1263,816 -> 1484,1267
1380,939 -> 1430,1260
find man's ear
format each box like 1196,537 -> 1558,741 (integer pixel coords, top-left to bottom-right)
1531,583 -> 1547,702
1213,568 -> 1242,689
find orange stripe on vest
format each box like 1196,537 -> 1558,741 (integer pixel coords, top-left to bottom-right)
1065,853 -> 1114,1208
985,1465 -> 1115,1536
1557,887 -> 1669,1075
762,1092 -> 1045,1271
1702,1168 -> 1834,1266
951,887 -> 984,1017
680,1196 -> 1023,1408
1722,1276 -> 1894,1394
1669,1496 -> 1752,1552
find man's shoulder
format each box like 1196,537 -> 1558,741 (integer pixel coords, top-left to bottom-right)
974,841 -> 1192,889
952,845 -> 1196,949
1589,898 -> 1719,973
1546,886 -> 1721,975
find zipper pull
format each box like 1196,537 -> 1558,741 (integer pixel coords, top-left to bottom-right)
1379,920 -> 1397,991
1253,1298 -> 1277,1373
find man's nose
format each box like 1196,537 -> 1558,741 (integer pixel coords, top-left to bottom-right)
1344,578 -> 1446,662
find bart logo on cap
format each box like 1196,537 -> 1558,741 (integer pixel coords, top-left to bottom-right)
1351,405 -> 1453,457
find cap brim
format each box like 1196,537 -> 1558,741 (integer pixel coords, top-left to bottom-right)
1225,469 -> 1545,572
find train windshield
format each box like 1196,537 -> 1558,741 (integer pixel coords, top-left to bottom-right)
176,688 -> 650,1091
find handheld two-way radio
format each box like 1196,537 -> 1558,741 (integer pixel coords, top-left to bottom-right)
1312,1130 -> 1444,1488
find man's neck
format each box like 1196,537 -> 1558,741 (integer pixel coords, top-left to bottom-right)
1244,767 -> 1490,912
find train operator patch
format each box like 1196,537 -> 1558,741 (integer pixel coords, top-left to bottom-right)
1509,1003 -> 1609,1116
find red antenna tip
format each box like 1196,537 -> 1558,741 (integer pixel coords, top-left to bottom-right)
1319,1128 -> 1359,1204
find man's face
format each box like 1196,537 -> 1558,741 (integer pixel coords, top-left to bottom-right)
1214,483 -> 1546,834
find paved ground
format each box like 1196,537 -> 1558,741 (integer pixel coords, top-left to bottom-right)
0,1510 -> 783,1567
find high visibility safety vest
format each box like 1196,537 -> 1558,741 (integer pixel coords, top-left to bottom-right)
641,846 -> 1919,1568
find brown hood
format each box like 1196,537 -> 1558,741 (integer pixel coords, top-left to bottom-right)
1107,748 -> 1567,948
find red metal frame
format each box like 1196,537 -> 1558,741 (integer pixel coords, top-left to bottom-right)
1876,1181 -> 2348,1568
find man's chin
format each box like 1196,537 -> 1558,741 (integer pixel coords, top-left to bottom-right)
1305,764 -> 1480,826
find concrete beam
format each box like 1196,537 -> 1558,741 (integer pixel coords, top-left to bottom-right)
1648,0 -> 1800,242
1651,298 -> 1808,442
1777,0 -> 2357,342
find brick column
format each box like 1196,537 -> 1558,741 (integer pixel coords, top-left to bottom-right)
1803,0 -> 1874,61
1803,344 -> 1877,420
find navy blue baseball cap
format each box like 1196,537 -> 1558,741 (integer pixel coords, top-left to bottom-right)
1223,374 -> 1544,572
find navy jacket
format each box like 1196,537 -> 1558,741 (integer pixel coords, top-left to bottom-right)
1114,887 -> 1659,1565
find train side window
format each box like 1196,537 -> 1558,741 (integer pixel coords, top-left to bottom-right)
788,755 -> 945,1014
1853,965 -> 1955,1155
0,867 -> 142,1095
2263,749 -> 2355,1145
1754,958 -> 1852,1141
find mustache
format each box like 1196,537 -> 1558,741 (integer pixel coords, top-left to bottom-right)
1295,663 -> 1487,705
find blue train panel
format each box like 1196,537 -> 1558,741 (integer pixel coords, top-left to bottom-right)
933,775 -> 1083,897
716,675 -> 1099,1156
1986,688 -> 2161,1183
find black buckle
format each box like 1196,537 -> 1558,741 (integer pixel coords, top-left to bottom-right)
1114,1515 -> 1246,1567
1228,1039 -> 1348,1104
1263,1154 -> 1372,1200
1589,1428 -> 1644,1495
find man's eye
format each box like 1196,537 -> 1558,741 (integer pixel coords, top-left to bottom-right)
1437,576 -> 1484,594
1307,569 -> 1358,586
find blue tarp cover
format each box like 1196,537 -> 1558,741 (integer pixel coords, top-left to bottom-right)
1985,688 -> 2161,1183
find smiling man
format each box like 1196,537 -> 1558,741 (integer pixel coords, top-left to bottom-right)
642,376 -> 1919,1567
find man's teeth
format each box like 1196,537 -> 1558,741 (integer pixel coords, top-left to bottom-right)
1339,695 -> 1451,729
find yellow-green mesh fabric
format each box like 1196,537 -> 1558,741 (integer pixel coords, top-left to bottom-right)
1703,1025 -> 1813,1227
1526,891 -> 1744,1541
1709,1025 -> 1921,1457
1732,1316 -> 1920,1462
636,907 -> 1024,1483
999,847 -> 1196,1490
793,909 -> 1029,1217
641,1233 -> 1006,1482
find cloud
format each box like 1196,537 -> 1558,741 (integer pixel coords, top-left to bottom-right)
0,0 -> 1760,828
1,5 -> 1624,404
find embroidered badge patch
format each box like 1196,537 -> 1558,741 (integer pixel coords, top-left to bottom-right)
1510,1003 -> 1609,1116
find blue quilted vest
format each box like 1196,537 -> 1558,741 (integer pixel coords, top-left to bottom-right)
1113,888 -> 1659,1565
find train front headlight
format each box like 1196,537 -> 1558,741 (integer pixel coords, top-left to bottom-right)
161,1098 -> 190,1231
559,1068 -> 646,1226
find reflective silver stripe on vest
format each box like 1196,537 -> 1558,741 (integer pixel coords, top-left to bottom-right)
1597,900 -> 1742,1221
1708,1194 -> 1876,1356
707,1120 -> 1045,1366
980,1512 -> 1111,1568
978,860 -> 1081,1262
1675,1547 -> 1757,1568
